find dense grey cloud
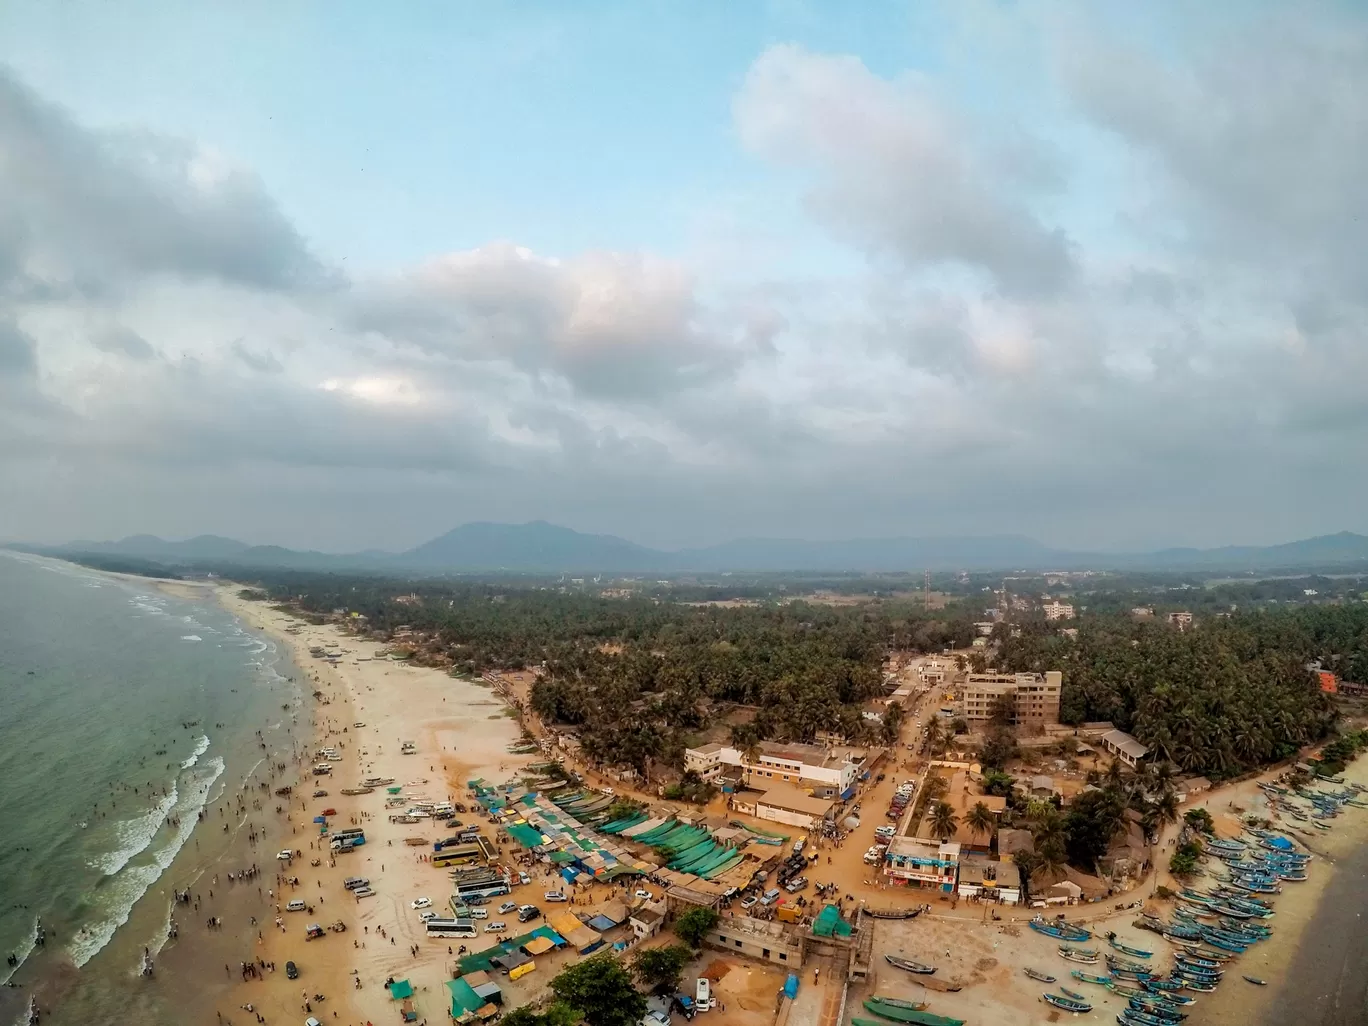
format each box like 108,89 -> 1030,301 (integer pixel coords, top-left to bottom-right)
3,6 -> 1368,554
0,68 -> 324,296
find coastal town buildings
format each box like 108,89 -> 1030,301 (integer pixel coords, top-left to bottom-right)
1042,600 -> 1075,620
730,784 -> 836,830
683,740 -> 863,799
884,837 -> 960,891
959,671 -> 1062,730
1099,728 -> 1150,768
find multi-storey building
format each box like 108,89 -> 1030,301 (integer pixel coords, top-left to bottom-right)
1042,601 -> 1075,621
884,837 -> 961,892
684,740 -> 863,799
960,671 -> 1062,730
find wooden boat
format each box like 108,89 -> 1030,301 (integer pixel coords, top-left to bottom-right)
864,907 -> 924,920
1071,970 -> 1112,985
1243,976 -> 1267,986
1024,968 -> 1056,983
1106,981 -> 1146,998
885,954 -> 936,974
868,996 -> 928,1012
1060,949 -> 1100,964
1042,993 -> 1092,1013
1107,933 -> 1153,958
339,787 -> 374,796
1060,987 -> 1088,1001
859,1001 -> 964,1026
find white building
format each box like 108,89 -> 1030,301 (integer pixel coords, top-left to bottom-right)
1043,601 -> 1075,621
731,785 -> 835,829
1100,729 -> 1150,768
684,740 -> 862,799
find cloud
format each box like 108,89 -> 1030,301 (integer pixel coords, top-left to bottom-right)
0,318 -> 37,377
0,67 -> 325,297
353,243 -> 746,399
4,5 -> 1368,557
734,44 -> 1075,297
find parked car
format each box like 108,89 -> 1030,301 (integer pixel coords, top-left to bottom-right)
518,871 -> 530,885
312,790 -> 328,798
485,922 -> 507,933
469,908 -> 488,920
285,961 -> 299,980
544,891 -> 567,903
783,877 -> 807,893
276,850 -> 295,861
410,897 -> 432,910
760,888 -> 781,906
498,901 -> 518,915
517,904 -> 541,923
634,890 -> 654,901
740,895 -> 759,911
286,899 -> 307,912
418,911 -> 438,922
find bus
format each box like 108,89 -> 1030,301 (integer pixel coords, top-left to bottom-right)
432,844 -> 484,868
424,918 -> 478,939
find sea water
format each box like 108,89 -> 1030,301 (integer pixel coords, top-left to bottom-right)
0,553 -> 302,1025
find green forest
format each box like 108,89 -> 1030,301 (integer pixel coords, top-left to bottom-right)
212,568 -> 1368,782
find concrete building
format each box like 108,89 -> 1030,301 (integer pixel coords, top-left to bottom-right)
707,917 -> 803,966
684,740 -> 863,798
956,857 -> 1022,904
960,671 -> 1062,730
1168,611 -> 1193,630
1042,601 -> 1075,621
1100,728 -> 1150,768
628,906 -> 664,941
884,837 -> 960,892
732,785 -> 835,830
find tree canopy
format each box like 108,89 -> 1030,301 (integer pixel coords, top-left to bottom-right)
674,905 -> 720,949
549,954 -> 646,1026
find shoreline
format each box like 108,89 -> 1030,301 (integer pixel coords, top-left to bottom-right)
210,585 -> 537,1026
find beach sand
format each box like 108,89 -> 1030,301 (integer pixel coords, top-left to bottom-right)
210,586 -> 537,1026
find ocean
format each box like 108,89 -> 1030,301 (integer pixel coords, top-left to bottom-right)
0,554 -> 303,1026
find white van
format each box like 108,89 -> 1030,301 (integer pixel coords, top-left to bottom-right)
696,977 -> 711,1009
286,899 -> 307,912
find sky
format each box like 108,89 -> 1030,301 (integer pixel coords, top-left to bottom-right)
1,0 -> 1366,553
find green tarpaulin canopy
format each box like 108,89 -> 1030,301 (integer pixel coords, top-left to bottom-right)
389,979 -> 414,1000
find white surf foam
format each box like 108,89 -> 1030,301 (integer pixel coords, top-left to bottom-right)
92,785 -> 180,877
180,635 -> 202,642
0,916 -> 41,985
180,734 -> 210,770
69,756 -> 225,969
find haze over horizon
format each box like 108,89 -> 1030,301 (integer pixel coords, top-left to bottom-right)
3,2 -> 1366,554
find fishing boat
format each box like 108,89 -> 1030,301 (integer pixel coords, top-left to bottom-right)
1061,987 -> 1089,1001
1043,993 -> 1093,1013
1177,978 -> 1217,994
1071,970 -> 1113,985
1129,999 -> 1187,1020
1024,968 -> 1056,983
1060,948 -> 1101,964
864,907 -> 925,920
868,996 -> 929,1012
1030,918 -> 1092,941
1107,981 -> 1147,998
885,954 -> 936,974
1243,976 -> 1267,986
1142,979 -> 1185,994
859,1000 -> 964,1026
1108,933 -> 1154,958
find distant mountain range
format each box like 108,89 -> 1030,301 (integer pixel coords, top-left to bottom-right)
11,522 -> 1368,575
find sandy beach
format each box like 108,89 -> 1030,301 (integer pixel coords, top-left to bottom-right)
210,586 -> 538,1026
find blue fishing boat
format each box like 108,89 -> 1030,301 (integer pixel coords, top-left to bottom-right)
1107,933 -> 1153,958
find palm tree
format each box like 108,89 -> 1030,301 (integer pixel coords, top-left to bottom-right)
1013,849 -> 1040,903
1031,808 -> 1066,856
929,801 -> 959,843
966,801 -> 995,847
924,719 -> 942,754
1105,758 -> 1126,792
